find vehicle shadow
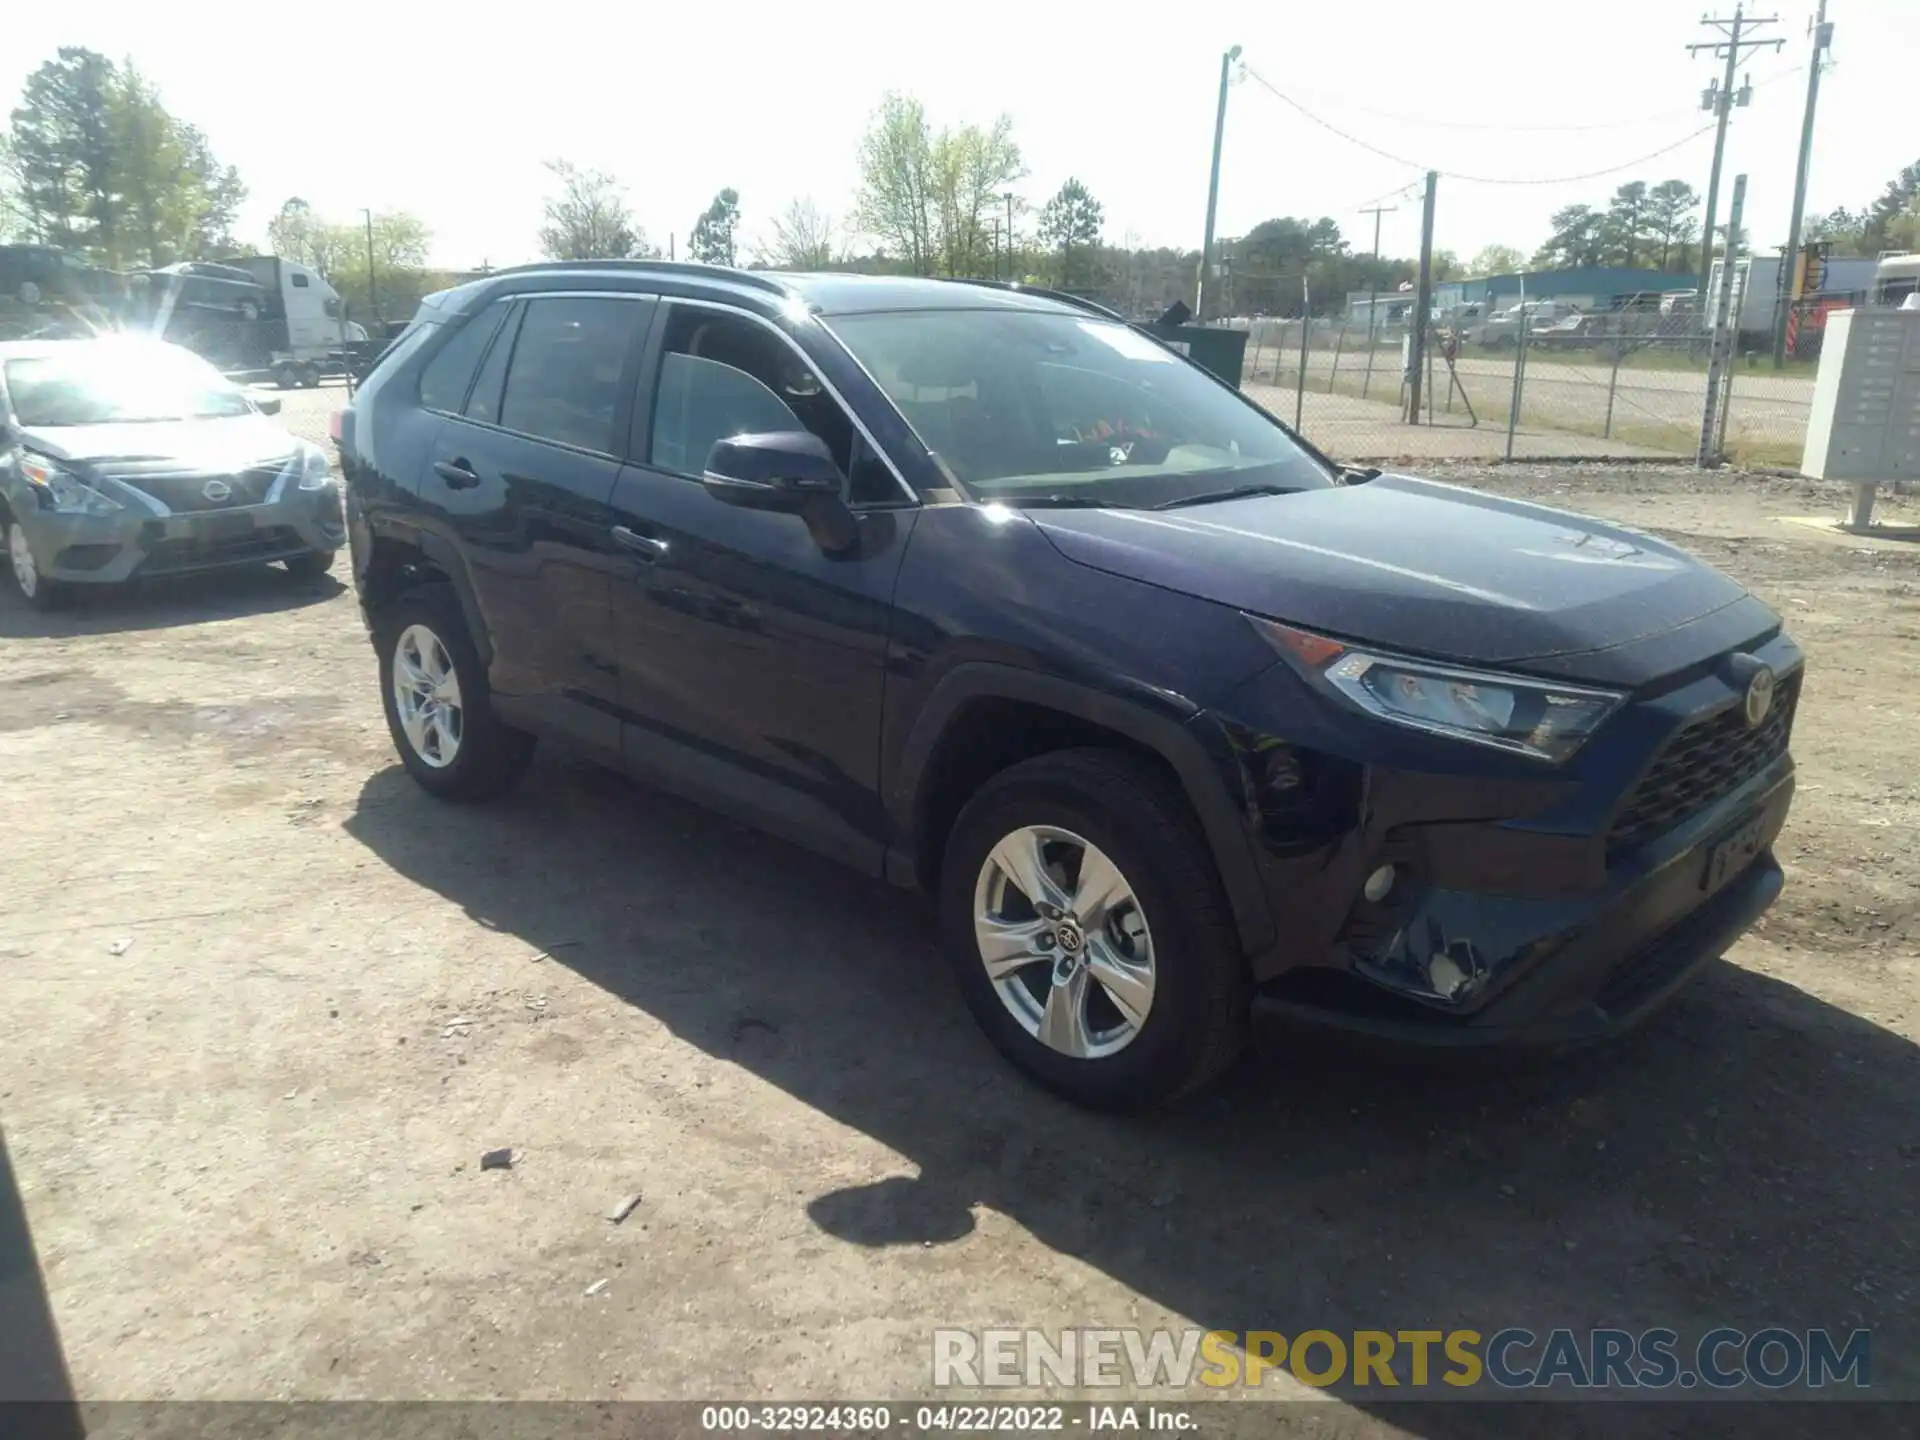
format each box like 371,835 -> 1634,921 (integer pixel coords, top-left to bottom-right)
343,755 -> 1918,1434
0,566 -> 345,640
0,1124 -> 83,1435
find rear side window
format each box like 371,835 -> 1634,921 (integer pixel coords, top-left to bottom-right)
291,272 -> 310,288
419,305 -> 509,414
497,297 -> 641,454
463,303 -> 522,426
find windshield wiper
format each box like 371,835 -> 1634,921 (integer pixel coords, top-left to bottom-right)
1150,483 -> 1296,511
999,494 -> 1128,509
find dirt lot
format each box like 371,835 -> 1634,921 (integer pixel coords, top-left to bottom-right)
2,451 -> 1918,1433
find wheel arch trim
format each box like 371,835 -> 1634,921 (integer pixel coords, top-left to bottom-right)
885,662 -> 1276,956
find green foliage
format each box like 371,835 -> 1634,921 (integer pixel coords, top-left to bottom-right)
538,159 -> 653,261
1529,182 -> 1699,273
1038,178 -> 1103,288
689,188 -> 740,266
1464,244 -> 1525,278
1863,161 -> 1920,255
262,197 -> 431,321
1222,216 -> 1406,317
856,93 -> 1023,278
6,48 -> 246,268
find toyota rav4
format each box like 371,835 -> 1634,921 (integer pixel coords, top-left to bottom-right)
335,262 -> 1800,1110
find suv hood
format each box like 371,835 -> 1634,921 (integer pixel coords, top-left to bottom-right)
19,414 -> 299,473
1030,473 -> 1755,672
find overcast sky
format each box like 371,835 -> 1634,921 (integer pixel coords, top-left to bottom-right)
7,0 -> 1915,272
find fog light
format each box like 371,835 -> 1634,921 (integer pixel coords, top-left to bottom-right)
1363,865 -> 1397,903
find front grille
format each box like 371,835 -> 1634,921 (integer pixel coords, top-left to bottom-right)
140,525 -> 302,574
123,463 -> 283,513
1607,674 -> 1798,853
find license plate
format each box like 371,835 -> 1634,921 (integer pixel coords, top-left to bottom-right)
1701,813 -> 1767,893
186,513 -> 253,543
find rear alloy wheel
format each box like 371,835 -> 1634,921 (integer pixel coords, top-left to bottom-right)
7,522 -> 63,610
394,623 -> 464,769
375,583 -> 534,801
941,749 -> 1248,1111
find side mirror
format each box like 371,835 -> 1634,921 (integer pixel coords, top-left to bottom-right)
702,431 -> 859,553
701,431 -> 843,512
255,395 -> 283,416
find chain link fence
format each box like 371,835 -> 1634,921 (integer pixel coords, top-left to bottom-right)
1223,285 -> 1817,470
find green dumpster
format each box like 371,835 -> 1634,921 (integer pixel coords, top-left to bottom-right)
1137,323 -> 1249,387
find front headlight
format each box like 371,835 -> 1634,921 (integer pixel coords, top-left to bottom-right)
296,441 -> 335,491
1249,615 -> 1623,763
20,455 -> 124,516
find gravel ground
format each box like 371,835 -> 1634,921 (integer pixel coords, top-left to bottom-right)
1,453 -> 1917,1435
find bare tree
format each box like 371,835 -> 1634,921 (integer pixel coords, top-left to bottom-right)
755,197 -> 837,269
537,160 -> 652,261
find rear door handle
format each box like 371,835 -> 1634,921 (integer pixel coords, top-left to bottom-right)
611,525 -> 670,561
434,458 -> 481,489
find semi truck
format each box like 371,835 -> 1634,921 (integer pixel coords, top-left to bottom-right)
136,255 -> 367,387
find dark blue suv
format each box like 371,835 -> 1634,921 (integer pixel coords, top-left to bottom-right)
336,262 -> 1800,1110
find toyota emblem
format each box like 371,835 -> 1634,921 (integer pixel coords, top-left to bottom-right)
1743,667 -> 1776,729
202,478 -> 233,502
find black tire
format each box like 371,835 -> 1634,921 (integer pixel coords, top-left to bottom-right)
239,301 -> 260,322
299,365 -> 322,389
282,549 -> 337,580
374,582 -> 534,801
939,748 -> 1248,1111
273,365 -> 296,390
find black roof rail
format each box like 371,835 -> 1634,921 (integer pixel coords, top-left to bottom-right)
483,259 -> 792,295
938,277 -> 1130,323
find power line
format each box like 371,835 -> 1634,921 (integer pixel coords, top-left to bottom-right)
1264,80 -> 1750,135
1239,63 -> 1788,188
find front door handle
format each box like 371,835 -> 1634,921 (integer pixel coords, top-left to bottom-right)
434,458 -> 481,489
611,525 -> 670,561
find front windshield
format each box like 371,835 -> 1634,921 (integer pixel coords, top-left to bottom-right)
826,309 -> 1333,506
4,343 -> 254,426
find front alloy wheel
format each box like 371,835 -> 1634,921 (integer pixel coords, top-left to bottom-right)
9,522 -> 41,599
392,623 -> 464,768
974,825 -> 1156,1059
940,749 -> 1248,1110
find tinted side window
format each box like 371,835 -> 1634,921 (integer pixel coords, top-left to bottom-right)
497,297 -> 640,454
291,272 -> 310,288
651,352 -> 801,476
419,305 -> 508,414
463,303 -> 522,426
647,306 -> 901,504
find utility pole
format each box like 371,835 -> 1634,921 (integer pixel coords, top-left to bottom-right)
1357,203 -> 1397,395
1699,174 -> 1748,467
1689,7 -> 1782,296
1772,0 -> 1833,368
1405,172 -> 1438,425
1003,192 -> 1015,281
1196,44 -> 1243,320
361,208 -> 378,323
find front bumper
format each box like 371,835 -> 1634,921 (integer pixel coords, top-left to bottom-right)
1254,766 -> 1793,1050
20,486 -> 344,585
